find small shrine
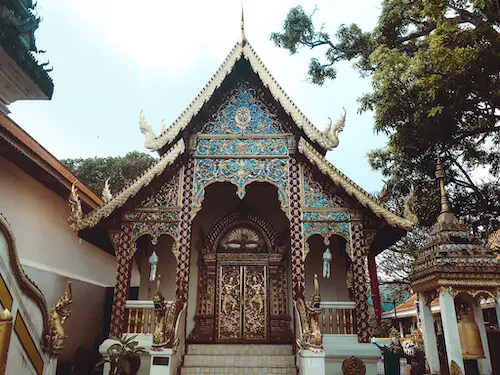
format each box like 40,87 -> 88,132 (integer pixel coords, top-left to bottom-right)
410,158 -> 500,375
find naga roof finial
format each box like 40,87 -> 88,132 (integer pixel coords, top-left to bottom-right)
240,0 -> 247,47
102,178 -> 113,204
323,107 -> 346,150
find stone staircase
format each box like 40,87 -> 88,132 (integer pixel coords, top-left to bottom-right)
180,344 -> 297,374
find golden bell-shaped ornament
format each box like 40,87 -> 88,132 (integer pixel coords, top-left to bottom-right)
457,307 -> 485,360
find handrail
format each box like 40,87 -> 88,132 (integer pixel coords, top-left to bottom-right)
124,300 -> 171,334
318,301 -> 357,335
319,301 -> 355,309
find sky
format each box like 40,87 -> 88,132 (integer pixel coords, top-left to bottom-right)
9,0 -> 387,193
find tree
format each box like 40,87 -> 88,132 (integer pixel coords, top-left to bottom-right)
272,1 -> 500,233
376,226 -> 430,285
62,152 -> 155,196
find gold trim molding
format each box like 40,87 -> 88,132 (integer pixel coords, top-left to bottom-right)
0,214 -> 49,349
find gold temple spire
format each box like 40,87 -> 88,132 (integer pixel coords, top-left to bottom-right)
240,0 -> 247,47
435,154 -> 451,215
434,153 -> 464,230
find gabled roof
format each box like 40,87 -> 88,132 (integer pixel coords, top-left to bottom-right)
0,114 -> 102,211
71,37 -> 415,233
72,139 -> 185,231
142,41 -> 338,153
298,138 -> 415,230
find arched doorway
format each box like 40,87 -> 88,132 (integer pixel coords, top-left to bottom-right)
215,224 -> 270,342
187,183 -> 293,344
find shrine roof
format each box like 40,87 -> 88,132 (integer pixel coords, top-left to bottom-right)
141,40 -> 338,154
71,139 -> 185,231
298,138 -> 416,230
0,114 -> 102,211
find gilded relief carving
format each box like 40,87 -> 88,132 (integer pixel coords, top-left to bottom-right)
218,265 -> 241,340
244,265 -> 267,340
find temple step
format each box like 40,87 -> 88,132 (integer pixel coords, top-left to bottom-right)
181,344 -> 297,374
180,367 -> 297,374
185,344 -> 294,356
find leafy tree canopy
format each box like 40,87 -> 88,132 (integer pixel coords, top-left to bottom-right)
62,152 -> 155,196
272,1 -> 500,233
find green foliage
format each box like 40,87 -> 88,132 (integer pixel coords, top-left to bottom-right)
272,1 -> 500,233
96,335 -> 145,375
62,152 -> 155,196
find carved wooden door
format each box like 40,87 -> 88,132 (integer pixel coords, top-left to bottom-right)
217,263 -> 268,342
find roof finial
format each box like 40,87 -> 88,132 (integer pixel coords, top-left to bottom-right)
435,153 -> 451,215
240,0 -> 247,46
434,152 -> 465,231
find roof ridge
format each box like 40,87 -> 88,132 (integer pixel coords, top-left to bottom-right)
140,41 -> 339,153
73,139 -> 186,230
298,138 -> 415,230
143,43 -> 244,151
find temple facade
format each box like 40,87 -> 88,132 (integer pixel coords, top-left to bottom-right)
71,34 -> 417,374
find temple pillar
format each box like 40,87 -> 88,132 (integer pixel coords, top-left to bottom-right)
472,298 -> 492,375
439,288 -> 465,374
176,159 -> 194,301
109,226 -> 135,336
289,158 -> 305,299
350,219 -> 370,343
367,250 -> 382,324
418,292 -> 440,374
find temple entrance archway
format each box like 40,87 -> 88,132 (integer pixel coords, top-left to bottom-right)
216,224 -> 270,342
187,182 -> 293,343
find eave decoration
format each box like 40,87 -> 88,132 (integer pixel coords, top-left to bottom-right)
68,139 -> 185,231
298,138 -> 417,230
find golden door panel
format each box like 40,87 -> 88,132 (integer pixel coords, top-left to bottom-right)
217,263 -> 268,342
218,264 -> 242,341
244,264 -> 267,340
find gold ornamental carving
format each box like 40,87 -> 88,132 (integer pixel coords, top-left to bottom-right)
48,282 -> 73,357
0,309 -> 13,375
244,266 -> 267,340
296,274 -> 323,352
217,264 -> 268,342
218,265 -> 241,340
152,276 -> 167,349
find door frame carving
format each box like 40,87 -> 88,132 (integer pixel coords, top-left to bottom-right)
189,210 -> 293,343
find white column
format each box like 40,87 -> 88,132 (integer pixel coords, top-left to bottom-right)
418,293 -> 440,374
439,289 -> 465,374
399,321 -> 404,338
473,300 -> 492,375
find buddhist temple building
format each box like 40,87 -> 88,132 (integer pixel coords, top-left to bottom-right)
64,20 -> 420,375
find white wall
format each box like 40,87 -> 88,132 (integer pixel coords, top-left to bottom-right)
0,156 -> 118,287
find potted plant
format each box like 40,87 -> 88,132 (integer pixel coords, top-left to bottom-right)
96,335 -> 145,375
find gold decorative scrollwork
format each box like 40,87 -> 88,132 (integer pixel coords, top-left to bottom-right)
244,265 -> 267,340
218,265 -> 241,340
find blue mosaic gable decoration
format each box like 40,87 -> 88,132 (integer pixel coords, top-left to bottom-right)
195,138 -> 288,157
192,83 -> 290,216
301,164 -> 351,259
193,158 -> 289,215
200,87 -> 286,136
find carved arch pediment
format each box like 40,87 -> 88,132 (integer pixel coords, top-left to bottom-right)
205,210 -> 280,254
